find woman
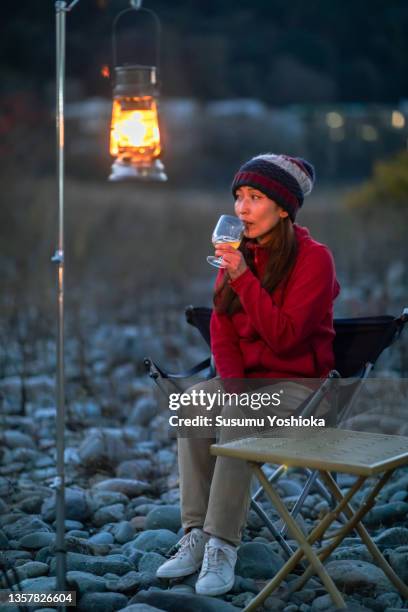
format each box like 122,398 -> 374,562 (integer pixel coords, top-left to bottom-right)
156,153 -> 340,596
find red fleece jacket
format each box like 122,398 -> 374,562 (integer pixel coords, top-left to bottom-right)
210,224 -> 340,379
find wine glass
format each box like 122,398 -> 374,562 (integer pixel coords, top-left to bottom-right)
207,215 -> 244,268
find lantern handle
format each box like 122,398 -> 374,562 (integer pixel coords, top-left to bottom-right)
112,5 -> 161,76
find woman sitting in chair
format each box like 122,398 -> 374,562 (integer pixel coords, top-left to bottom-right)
156,154 -> 340,596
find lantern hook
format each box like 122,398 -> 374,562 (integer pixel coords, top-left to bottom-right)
112,4 -> 161,73
61,0 -> 142,12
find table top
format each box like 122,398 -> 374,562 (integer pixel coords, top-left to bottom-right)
210,428 -> 408,476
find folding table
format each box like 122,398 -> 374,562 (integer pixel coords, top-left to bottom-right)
211,428 -> 408,611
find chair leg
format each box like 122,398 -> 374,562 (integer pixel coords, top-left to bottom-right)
305,468 -> 333,502
250,499 -> 295,559
320,470 -> 408,600
252,464 -> 287,502
279,470 -> 319,538
244,464 -> 346,611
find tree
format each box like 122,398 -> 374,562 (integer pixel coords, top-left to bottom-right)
346,151 -> 408,214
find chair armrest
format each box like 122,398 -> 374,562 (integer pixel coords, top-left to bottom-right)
144,356 -> 211,380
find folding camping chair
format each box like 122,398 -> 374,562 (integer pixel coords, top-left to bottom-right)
144,306 -> 408,558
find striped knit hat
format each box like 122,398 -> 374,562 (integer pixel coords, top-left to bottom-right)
231,153 -> 315,221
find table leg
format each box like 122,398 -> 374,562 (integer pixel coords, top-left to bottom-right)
243,463 -> 346,611
292,469 -> 388,591
320,470 -> 408,600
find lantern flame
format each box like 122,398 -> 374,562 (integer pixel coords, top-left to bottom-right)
110,96 -> 161,160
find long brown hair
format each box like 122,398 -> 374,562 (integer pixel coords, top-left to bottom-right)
214,217 -> 298,315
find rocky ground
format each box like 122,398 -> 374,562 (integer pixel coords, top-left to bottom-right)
1,316 -> 408,612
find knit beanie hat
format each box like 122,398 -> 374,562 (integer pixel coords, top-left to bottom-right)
231,153 -> 315,221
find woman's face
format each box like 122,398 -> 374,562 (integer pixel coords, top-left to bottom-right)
234,185 -> 289,244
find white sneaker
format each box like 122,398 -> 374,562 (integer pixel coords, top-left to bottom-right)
195,537 -> 237,596
156,528 -> 209,579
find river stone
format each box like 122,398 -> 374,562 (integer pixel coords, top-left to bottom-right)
363,502 -> 408,526
376,592 -> 403,609
386,545 -> 408,583
169,584 -> 195,594
155,449 -> 176,476
66,530 -> 89,538
131,530 -> 178,555
89,532 -> 115,545
0,477 -> 14,498
78,592 -> 128,612
24,375 -> 54,402
374,527 -> 408,548
0,530 -> 9,549
90,490 -> 129,511
19,576 -> 57,593
50,552 -> 133,576
0,512 -> 23,528
263,595 -> 287,611
93,478 -> 151,498
138,552 -> 166,574
1,561 -> 49,587
93,503 -> 126,526
130,590 -> 241,611
70,400 -> 101,422
78,430 -> 133,469
19,532 -> 55,549
276,478 -> 303,497
128,396 -> 158,427
379,474 -> 408,501
330,545 -> 372,563
2,429 -> 36,449
41,487 -> 91,522
51,535 -> 106,557
127,549 -> 145,570
236,542 -> 284,579
130,503 -> 159,517
3,550 -> 33,565
160,490 -> 180,505
3,516 -> 52,540
325,560 -> 396,594
62,520 -> 84,530
35,546 -> 53,564
18,495 -> 45,514
145,506 -> 181,533
117,459 -> 153,481
66,570 -> 106,594
390,490 -> 408,502
118,605 -> 164,612
105,570 -> 161,593
113,521 -> 135,544
311,594 -> 370,611
231,575 -> 258,594
230,592 -> 255,608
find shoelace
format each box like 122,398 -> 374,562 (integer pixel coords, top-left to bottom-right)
169,531 -> 199,560
201,545 -> 229,576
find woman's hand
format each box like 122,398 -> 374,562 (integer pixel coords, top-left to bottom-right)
215,244 -> 248,281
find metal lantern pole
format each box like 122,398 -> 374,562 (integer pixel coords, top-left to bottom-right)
52,0 -> 71,593
51,0 -> 159,593
52,0 -> 81,593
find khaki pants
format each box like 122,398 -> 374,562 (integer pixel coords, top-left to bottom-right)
178,377 -> 324,546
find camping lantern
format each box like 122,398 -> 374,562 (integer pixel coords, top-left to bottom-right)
109,65 -> 167,181
109,3 -> 167,181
